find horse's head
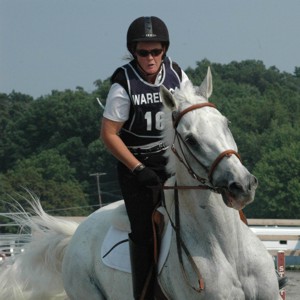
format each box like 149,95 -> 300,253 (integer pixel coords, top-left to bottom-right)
160,67 -> 258,210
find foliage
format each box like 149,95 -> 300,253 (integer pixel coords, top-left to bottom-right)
246,141 -> 300,218
0,149 -> 89,210
0,59 -> 300,225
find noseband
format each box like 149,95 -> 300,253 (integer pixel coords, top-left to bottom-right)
170,102 -> 241,192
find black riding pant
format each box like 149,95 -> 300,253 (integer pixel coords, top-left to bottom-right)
117,152 -> 169,243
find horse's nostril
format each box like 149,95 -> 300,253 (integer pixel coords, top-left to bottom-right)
229,182 -> 243,194
253,176 -> 258,186
249,176 -> 258,190
229,175 -> 258,194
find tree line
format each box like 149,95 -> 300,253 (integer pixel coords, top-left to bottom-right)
1,59 -> 300,231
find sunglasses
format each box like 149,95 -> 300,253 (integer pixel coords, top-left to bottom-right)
136,48 -> 163,57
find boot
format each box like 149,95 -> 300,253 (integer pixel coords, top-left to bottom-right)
129,234 -> 155,300
278,276 -> 288,290
276,270 -> 288,290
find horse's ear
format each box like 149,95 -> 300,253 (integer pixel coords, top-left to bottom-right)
160,85 -> 177,111
195,66 -> 213,99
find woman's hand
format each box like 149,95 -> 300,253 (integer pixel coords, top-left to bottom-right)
134,165 -> 161,188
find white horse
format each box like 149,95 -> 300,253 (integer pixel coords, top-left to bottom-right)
0,68 -> 280,300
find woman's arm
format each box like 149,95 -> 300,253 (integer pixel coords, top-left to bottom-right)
100,117 -> 141,171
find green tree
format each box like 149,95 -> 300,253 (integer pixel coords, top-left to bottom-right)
245,141 -> 300,218
0,92 -> 34,170
0,149 -> 90,218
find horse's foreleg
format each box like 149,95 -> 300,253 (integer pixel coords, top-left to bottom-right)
63,268 -> 106,300
64,278 -> 106,300
62,250 -> 106,300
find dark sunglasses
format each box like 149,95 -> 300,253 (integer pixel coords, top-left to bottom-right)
136,48 -> 163,57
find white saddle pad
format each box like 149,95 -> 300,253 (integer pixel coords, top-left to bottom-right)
101,212 -> 172,274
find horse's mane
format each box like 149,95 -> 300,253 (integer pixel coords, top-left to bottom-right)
163,80 -> 208,174
173,80 -> 207,106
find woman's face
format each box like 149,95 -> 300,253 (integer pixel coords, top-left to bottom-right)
135,42 -> 165,75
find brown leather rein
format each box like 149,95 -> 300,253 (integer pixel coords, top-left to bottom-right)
162,102 -> 241,293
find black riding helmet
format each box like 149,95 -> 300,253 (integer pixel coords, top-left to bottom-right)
127,16 -> 170,55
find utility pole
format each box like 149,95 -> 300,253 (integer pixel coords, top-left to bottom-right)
90,172 -> 106,207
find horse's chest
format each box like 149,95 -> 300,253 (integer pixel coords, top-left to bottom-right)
160,246 -> 237,299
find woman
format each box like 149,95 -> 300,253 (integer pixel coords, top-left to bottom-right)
101,16 -> 190,299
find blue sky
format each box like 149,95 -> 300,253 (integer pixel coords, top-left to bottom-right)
1,0 -> 299,98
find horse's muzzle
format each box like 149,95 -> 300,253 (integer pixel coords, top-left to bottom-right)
221,174 -> 258,210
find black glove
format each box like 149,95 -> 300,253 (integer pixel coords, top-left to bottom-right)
133,164 -> 161,188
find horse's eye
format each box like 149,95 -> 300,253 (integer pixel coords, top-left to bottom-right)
185,135 -> 197,146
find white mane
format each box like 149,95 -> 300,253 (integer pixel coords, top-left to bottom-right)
173,80 -> 207,106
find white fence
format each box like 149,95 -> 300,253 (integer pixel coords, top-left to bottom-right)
0,234 -> 31,262
249,219 -> 300,257
1,218 -> 300,264
0,215 -> 31,263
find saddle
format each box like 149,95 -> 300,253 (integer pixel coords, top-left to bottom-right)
101,203 -> 171,299
101,203 -> 172,275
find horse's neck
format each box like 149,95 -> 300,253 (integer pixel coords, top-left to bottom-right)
164,175 -> 242,245
174,188 -> 242,255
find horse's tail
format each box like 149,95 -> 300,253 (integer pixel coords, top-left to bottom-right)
0,194 -> 79,300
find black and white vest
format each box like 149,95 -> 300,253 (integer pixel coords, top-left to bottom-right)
111,57 -> 182,146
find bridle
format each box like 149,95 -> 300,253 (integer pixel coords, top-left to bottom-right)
162,102 -> 241,293
167,102 -> 241,192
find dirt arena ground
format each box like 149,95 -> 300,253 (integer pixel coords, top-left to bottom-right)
284,271 -> 300,299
